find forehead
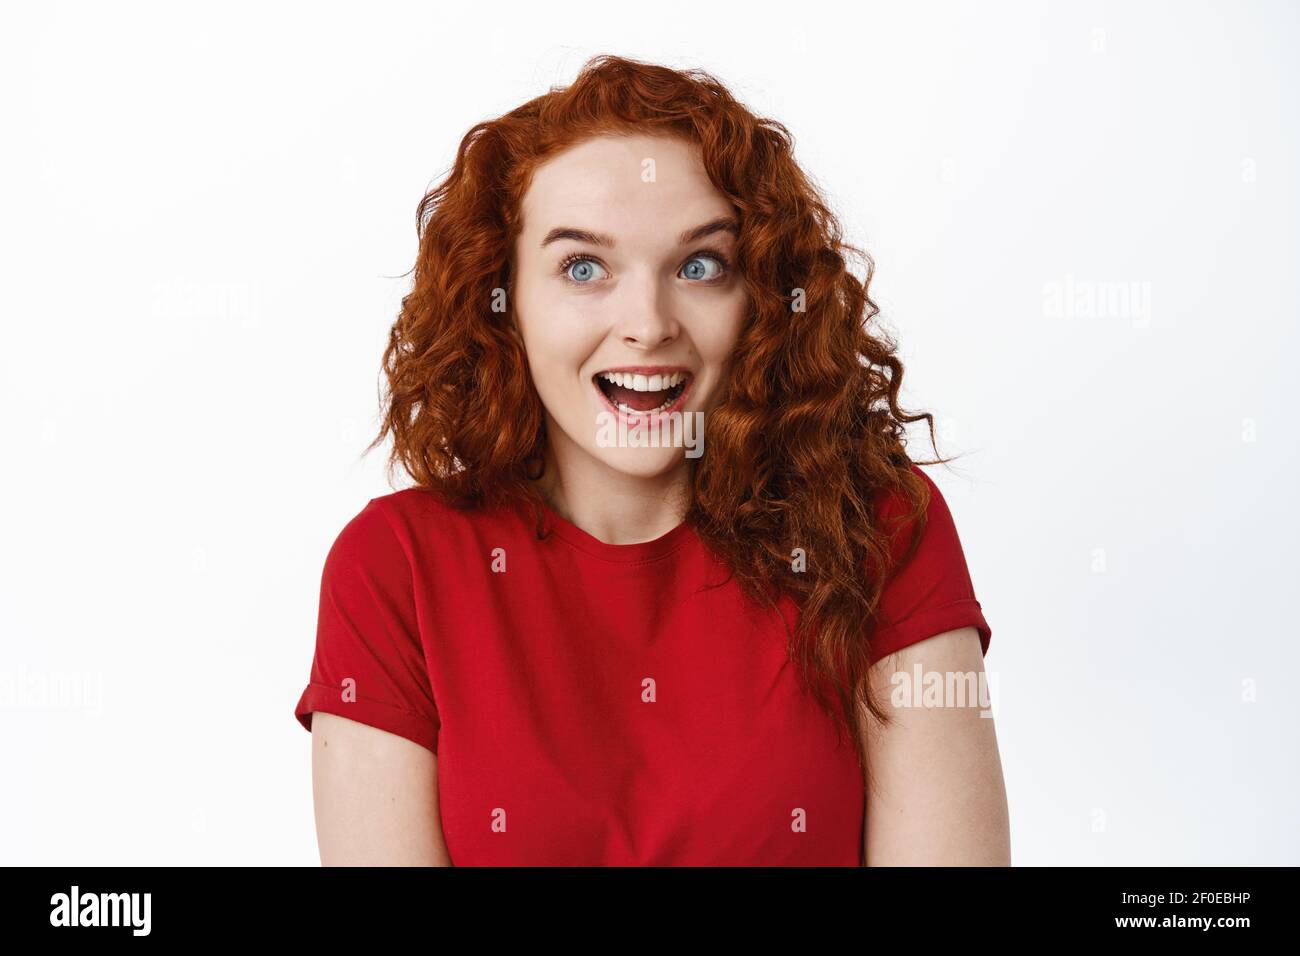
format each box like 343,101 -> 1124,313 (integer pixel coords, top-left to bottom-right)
519,134 -> 732,238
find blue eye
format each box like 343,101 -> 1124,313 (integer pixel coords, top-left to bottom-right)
561,256 -> 609,283
680,255 -> 726,281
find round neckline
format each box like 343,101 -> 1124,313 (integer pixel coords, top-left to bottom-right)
526,495 -> 695,564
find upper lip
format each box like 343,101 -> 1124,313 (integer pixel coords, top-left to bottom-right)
593,365 -> 693,378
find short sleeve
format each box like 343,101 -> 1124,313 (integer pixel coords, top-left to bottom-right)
867,466 -> 992,666
293,499 -> 440,753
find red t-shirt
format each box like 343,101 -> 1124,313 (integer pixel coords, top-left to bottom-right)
293,464 -> 991,866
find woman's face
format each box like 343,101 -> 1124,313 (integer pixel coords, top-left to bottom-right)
511,133 -> 748,480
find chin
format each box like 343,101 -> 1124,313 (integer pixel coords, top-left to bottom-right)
588,444 -> 691,479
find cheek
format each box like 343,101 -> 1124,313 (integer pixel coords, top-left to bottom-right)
514,291 -> 602,391
526,317 -> 598,374
691,295 -> 748,363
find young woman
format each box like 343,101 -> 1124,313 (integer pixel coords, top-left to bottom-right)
293,55 -> 1009,866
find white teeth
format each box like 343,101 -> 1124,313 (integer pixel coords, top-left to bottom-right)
595,370 -> 690,415
615,396 -> 676,415
597,370 -> 688,392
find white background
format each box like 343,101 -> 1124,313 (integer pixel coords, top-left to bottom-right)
2,0 -> 1296,865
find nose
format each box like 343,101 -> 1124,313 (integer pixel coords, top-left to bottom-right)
612,272 -> 680,350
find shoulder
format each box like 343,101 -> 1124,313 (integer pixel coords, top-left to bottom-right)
868,463 -> 991,662
366,486 -> 463,523
319,496 -> 410,586
356,486 -> 492,539
333,487 -> 528,567
320,488 -> 488,594
873,463 -> 960,556
321,488 -> 448,561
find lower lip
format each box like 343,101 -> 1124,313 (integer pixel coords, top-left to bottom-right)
592,376 -> 696,427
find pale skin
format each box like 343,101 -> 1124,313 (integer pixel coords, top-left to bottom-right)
310,712 -> 452,866
861,627 -> 1011,865
310,131 -> 1010,865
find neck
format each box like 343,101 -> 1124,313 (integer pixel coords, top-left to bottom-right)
533,425 -> 692,545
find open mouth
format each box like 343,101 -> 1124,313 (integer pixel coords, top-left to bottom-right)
593,369 -> 693,416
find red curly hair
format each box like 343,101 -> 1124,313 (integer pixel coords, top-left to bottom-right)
367,54 -> 956,780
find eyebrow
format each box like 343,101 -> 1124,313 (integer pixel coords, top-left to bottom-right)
540,216 -> 740,249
